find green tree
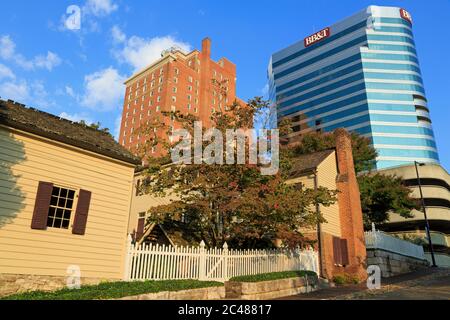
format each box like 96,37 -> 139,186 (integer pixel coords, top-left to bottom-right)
137,87 -> 337,249
358,173 -> 417,229
290,131 -> 377,173
289,131 -> 418,228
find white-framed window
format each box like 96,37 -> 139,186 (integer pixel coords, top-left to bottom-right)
187,95 -> 192,101
172,96 -> 176,103
188,76 -> 193,83
188,85 -> 192,91
174,77 -> 178,84
171,106 -> 176,112
187,103 -> 191,111
148,110 -> 151,116
157,96 -> 161,102
156,106 -> 160,112
47,186 -> 77,230
174,68 -> 179,75
173,87 -> 177,93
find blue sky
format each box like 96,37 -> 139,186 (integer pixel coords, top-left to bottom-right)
0,0 -> 449,170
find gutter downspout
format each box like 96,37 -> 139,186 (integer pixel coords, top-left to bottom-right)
313,169 -> 324,278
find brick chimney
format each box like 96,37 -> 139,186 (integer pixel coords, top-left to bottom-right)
202,37 -> 211,58
334,128 -> 367,280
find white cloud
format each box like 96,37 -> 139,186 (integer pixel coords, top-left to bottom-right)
65,85 -> 77,99
0,35 -> 61,71
33,52 -> 62,71
81,67 -> 126,111
0,64 -> 15,80
0,35 -> 15,60
0,79 -> 55,109
59,112 -> 94,124
113,33 -> 191,72
111,25 -> 126,44
84,0 -> 118,17
0,80 -> 29,101
113,115 -> 122,141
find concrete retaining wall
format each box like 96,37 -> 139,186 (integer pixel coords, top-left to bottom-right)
225,275 -> 318,300
366,249 -> 429,278
0,274 -> 108,298
117,286 -> 226,300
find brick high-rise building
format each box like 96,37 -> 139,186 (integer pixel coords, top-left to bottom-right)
119,37 -> 243,158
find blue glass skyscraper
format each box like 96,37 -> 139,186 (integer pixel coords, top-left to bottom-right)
268,6 -> 439,169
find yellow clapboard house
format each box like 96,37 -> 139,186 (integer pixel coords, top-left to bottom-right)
0,100 -> 140,296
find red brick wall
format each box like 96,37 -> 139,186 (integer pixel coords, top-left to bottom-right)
333,128 -> 367,280
118,37 -> 241,159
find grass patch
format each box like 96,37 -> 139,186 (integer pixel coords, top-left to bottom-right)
1,279 -> 222,300
229,270 -> 317,283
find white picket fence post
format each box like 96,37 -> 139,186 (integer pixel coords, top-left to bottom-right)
198,240 -> 207,281
222,242 -> 229,281
125,241 -> 319,282
123,234 -> 133,281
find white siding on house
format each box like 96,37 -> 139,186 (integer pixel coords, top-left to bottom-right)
0,127 -> 135,280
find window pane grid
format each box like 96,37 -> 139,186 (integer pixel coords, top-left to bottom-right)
47,187 -> 76,230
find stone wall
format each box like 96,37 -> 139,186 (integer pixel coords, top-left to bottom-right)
0,274 -> 110,298
366,249 -> 429,278
118,286 -> 225,300
225,275 -> 318,300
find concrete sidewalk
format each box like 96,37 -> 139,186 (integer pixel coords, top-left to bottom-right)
277,267 -> 450,300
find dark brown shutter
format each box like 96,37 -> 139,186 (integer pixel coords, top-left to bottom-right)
72,190 -> 91,235
136,217 -> 145,241
340,239 -> 349,266
31,182 -> 54,230
332,236 -> 342,265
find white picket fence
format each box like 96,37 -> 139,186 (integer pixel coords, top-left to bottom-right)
123,235 -> 319,282
365,230 -> 425,260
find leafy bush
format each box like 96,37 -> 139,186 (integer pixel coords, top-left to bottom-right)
332,273 -> 360,286
230,270 -> 316,283
1,280 -> 222,300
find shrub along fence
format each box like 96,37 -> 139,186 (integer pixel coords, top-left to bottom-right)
124,235 -> 319,282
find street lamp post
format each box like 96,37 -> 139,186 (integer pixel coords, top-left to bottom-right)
414,161 -> 437,267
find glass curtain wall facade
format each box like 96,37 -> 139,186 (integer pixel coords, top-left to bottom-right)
268,6 -> 439,169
